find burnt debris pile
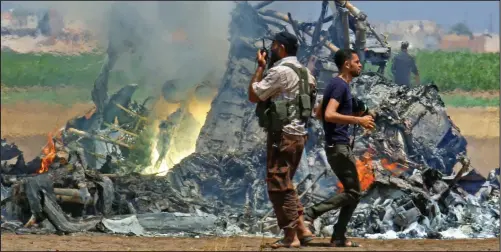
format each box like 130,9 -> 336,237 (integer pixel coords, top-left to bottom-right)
1,2 -> 499,239
350,72 -> 466,176
311,162 -> 500,239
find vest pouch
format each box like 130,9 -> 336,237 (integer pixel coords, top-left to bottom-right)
256,101 -> 270,128
299,93 -> 312,119
269,100 -> 289,132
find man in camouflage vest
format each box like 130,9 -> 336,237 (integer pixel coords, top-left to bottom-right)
248,31 -> 316,248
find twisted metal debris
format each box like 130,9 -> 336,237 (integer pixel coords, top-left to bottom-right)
1,1 -> 499,240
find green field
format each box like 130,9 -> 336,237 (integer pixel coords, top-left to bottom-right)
1,50 -> 499,107
0,51 -> 153,88
384,50 -> 500,91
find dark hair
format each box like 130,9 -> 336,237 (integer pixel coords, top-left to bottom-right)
283,43 -> 298,56
274,31 -> 298,56
274,40 -> 298,56
401,41 -> 409,50
334,49 -> 358,70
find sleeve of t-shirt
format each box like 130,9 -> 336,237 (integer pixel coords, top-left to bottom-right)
327,79 -> 346,104
251,67 -> 284,101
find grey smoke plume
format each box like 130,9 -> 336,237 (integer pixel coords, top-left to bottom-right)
9,1 -> 235,101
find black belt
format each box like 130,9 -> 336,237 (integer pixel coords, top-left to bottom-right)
325,143 -> 350,149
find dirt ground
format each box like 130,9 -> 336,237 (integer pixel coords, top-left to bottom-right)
1,103 -> 498,176
1,233 -> 499,251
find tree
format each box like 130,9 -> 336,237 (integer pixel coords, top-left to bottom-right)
448,22 -> 473,38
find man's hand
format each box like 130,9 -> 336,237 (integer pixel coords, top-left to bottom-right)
248,50 -> 267,103
257,50 -> 267,68
358,115 -> 375,130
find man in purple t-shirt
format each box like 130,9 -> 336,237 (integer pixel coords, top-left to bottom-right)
305,49 -> 375,247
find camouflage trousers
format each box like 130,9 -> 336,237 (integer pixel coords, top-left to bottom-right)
266,131 -> 307,230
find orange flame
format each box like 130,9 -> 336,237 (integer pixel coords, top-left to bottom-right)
336,151 -> 411,192
381,158 -> 408,176
337,152 -> 375,192
37,133 -> 57,174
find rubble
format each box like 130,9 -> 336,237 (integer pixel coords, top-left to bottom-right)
350,72 -> 467,175
1,1 -> 499,241
315,167 -> 500,239
98,211 -> 220,236
1,8 -> 98,55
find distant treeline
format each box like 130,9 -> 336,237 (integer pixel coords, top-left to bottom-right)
1,50 -> 500,91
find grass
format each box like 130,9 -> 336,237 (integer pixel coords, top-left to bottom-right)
0,50 -> 499,107
366,50 -> 500,92
1,51 -> 150,89
414,50 -> 499,91
2,50 -> 500,91
1,51 -> 104,88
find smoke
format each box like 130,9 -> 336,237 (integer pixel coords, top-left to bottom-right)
11,1 -> 235,101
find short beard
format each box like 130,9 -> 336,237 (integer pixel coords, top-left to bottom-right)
351,69 -> 361,78
268,53 -> 281,69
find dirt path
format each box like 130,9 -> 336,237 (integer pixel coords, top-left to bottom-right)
0,102 -> 94,138
447,107 -> 499,139
446,107 -> 499,175
1,234 -> 499,251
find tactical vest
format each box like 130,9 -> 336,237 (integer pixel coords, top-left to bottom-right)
255,63 -> 317,132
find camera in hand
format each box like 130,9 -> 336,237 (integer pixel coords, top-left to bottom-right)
352,97 -> 369,116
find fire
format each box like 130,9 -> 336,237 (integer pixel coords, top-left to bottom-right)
142,94 -> 214,176
151,98 -> 181,119
144,121 -> 169,176
336,151 -> 411,192
187,98 -> 213,126
38,133 -> 57,174
381,158 -> 408,176
337,152 -> 375,192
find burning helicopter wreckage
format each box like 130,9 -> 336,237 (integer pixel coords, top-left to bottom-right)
1,1 -> 499,240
